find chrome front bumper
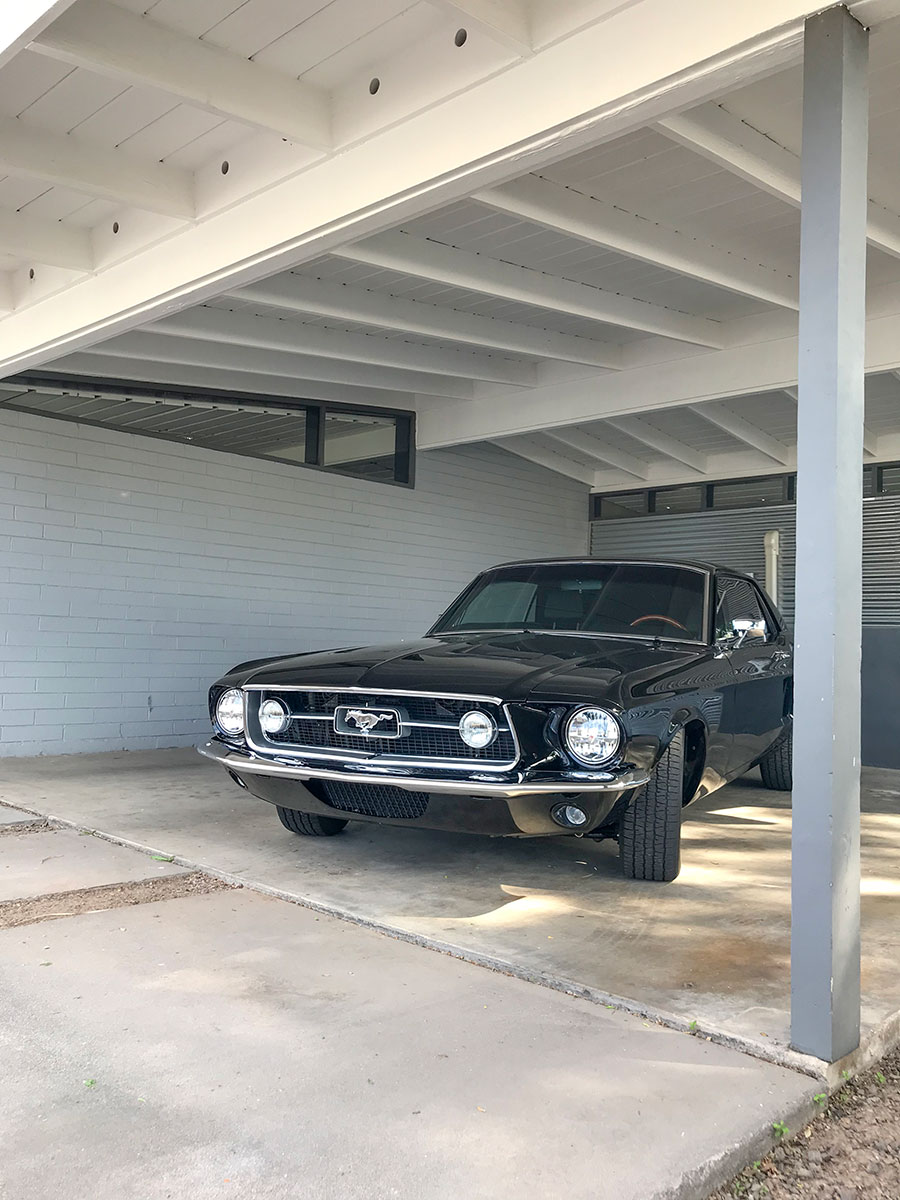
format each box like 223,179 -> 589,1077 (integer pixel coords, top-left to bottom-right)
197,739 -> 650,799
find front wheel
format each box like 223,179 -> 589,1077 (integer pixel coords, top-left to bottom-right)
619,729 -> 684,882
759,728 -> 792,791
276,806 -> 348,836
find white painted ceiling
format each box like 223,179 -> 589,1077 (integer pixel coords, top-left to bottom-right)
3,0 -> 900,492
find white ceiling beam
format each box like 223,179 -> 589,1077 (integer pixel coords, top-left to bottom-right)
33,0 -> 331,149
0,208 -> 92,272
90,331 -> 474,400
45,353 -> 418,411
426,0 -> 532,53
544,428 -> 648,478
149,305 -> 536,386
474,174 -> 798,308
492,437 -> 595,485
0,0 -> 80,69
418,301 -> 900,449
688,402 -> 791,463
657,103 -> 900,260
232,276 -> 621,368
334,231 -> 725,347
604,414 -> 707,472
0,117 -> 193,218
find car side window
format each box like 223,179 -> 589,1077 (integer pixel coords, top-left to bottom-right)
715,575 -> 770,644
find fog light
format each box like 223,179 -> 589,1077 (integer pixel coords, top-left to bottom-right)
259,697 -> 289,735
459,710 -> 496,749
551,803 -> 589,829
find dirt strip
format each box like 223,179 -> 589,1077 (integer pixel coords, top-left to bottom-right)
0,820 -> 50,837
0,871 -> 233,930
711,1044 -> 900,1198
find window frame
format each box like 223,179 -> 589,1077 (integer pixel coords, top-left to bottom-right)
6,371 -> 417,489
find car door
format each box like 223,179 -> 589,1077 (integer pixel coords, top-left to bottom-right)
714,572 -> 792,778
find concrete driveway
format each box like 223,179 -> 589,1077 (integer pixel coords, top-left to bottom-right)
0,808 -> 817,1200
3,748 -> 899,1071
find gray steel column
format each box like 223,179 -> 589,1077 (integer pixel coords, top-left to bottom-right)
791,5 -> 868,1062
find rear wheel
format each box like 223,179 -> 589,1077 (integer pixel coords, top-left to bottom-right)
620,729 -> 684,882
759,727 -> 792,791
276,806 -> 348,837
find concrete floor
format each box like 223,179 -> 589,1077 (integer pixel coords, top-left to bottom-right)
2,749 -> 899,1067
0,788 -> 818,1200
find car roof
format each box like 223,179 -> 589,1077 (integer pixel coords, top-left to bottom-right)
489,556 -> 758,582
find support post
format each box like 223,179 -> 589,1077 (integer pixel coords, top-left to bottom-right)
791,5 -> 868,1062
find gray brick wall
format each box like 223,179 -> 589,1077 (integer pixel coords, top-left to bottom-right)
0,409 -> 588,755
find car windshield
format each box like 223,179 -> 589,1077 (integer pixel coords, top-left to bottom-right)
432,562 -> 708,642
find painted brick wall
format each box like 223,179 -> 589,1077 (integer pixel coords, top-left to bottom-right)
0,409 -> 587,756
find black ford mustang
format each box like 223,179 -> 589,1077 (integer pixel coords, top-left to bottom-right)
199,558 -> 792,881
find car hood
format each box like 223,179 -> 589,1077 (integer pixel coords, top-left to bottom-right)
232,632 -> 704,705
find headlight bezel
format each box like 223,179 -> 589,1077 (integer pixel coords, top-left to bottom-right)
214,687 -> 245,737
562,705 -> 622,767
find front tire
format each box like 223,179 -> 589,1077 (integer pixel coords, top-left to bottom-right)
620,729 -> 684,882
759,728 -> 792,791
276,806 -> 348,837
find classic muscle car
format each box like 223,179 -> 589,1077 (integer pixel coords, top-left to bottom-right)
199,558 -> 792,881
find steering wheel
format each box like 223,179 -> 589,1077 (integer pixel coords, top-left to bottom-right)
630,614 -> 689,633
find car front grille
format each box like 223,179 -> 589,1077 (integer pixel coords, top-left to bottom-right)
318,781 -> 429,820
247,688 -> 518,768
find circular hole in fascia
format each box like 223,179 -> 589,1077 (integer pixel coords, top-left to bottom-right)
454,27 -> 467,46
368,77 -> 380,95
29,268 -> 35,280
221,160 -> 230,175
112,221 -> 119,234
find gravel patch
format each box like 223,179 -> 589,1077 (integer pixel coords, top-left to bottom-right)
710,1046 -> 900,1198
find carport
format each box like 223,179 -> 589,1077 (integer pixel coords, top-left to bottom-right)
1,0 -> 899,1067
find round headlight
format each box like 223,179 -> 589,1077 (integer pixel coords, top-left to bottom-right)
215,688 -> 244,736
259,697 -> 289,735
459,710 -> 497,750
563,706 -> 621,766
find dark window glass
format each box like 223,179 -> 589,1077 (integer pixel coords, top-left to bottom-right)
863,466 -> 877,497
711,476 -> 786,509
433,562 -> 707,641
598,492 -> 647,520
652,485 -> 703,514
880,465 -> 900,494
715,575 -> 769,643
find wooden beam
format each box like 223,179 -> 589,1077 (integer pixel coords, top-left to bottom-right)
492,436 -> 595,484
0,117 -> 193,218
475,174 -> 797,308
658,102 -> 900,260
0,208 -> 92,272
426,0 -> 531,54
34,0 -> 331,148
232,275 -> 621,368
604,414 -> 707,472
150,304 -> 536,385
91,331 -> 475,400
545,428 -> 649,478
688,401 -> 791,463
336,230 -> 725,347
